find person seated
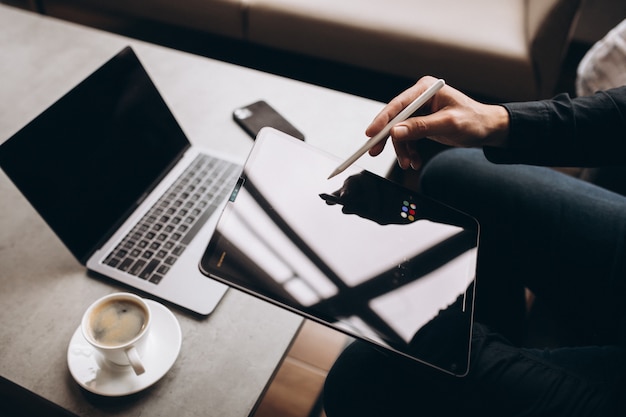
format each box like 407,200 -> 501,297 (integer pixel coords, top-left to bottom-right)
323,76 -> 626,416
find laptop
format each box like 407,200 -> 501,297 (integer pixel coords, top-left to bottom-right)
0,47 -> 241,315
200,128 -> 480,375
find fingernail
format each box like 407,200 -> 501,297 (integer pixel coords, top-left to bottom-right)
392,125 -> 409,138
410,161 -> 421,170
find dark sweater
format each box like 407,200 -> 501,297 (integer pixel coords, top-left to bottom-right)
484,86 -> 626,166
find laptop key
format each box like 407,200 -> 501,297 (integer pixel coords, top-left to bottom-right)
130,259 -> 147,276
119,257 -> 134,272
106,258 -> 120,268
149,274 -> 164,284
104,154 -> 240,284
140,259 -> 160,279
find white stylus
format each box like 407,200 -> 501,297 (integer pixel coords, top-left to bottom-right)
327,79 -> 445,179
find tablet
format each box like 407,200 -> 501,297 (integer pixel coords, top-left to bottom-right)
199,128 -> 479,376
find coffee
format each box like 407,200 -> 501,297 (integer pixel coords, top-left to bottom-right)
89,299 -> 147,347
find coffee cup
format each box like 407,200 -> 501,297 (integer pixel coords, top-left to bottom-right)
81,292 -> 151,375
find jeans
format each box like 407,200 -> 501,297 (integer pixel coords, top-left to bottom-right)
323,149 -> 626,416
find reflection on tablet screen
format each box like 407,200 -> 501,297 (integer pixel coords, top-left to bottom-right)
199,128 -> 479,376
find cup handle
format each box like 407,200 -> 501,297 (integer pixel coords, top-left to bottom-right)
125,346 -> 146,375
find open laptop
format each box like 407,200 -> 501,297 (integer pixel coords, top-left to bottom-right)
200,128 -> 480,375
0,47 -> 241,315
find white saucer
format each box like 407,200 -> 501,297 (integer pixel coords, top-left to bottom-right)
67,299 -> 182,396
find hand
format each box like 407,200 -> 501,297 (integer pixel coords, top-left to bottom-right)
366,76 -> 510,170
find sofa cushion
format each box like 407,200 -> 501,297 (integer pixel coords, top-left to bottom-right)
246,0 -> 536,100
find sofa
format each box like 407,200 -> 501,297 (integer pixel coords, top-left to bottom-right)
24,0 -> 582,101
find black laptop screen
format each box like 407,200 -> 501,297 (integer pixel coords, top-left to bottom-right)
0,47 -> 189,263
200,129 -> 479,376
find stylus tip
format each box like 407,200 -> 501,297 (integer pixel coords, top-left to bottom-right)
327,169 -> 341,180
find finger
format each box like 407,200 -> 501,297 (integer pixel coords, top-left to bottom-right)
408,149 -> 423,171
365,101 -> 403,137
396,140 -> 423,170
365,80 -> 435,137
392,139 -> 412,170
368,139 -> 387,157
365,94 -> 425,156
391,110 -> 454,145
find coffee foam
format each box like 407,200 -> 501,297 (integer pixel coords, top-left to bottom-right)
89,299 -> 147,346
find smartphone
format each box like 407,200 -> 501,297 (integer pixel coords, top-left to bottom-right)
233,100 -> 305,141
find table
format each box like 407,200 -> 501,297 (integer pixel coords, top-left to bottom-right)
0,4 -> 396,416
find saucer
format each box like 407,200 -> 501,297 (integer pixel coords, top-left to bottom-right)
67,299 -> 182,396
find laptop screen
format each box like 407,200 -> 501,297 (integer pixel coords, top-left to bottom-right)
200,128 -> 479,375
0,47 -> 189,264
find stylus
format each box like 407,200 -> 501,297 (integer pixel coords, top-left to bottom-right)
327,79 -> 445,179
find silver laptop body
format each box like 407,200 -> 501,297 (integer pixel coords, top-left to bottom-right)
0,47 -> 240,315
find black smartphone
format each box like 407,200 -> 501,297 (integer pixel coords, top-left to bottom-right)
233,100 -> 305,141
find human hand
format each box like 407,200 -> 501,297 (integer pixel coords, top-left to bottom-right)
366,76 -> 510,170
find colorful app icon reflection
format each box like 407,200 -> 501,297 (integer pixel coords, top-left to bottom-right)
400,200 -> 417,222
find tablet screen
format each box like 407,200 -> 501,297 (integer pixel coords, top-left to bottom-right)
200,128 -> 479,375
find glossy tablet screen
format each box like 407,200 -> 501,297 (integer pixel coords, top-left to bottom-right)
200,128 -> 479,376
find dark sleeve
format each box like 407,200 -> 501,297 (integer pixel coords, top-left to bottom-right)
483,86 -> 626,166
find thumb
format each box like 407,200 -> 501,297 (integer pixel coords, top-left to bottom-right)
392,111 -> 454,145
390,124 -> 411,141
390,118 -> 429,142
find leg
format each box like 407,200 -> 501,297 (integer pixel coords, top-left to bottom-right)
466,325 -> 626,416
324,326 -> 626,417
420,148 -> 626,346
323,148 -> 626,416
323,339 -> 465,417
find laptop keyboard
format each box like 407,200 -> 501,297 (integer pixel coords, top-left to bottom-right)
103,154 -> 240,284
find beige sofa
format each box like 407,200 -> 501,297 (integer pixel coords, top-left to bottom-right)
33,0 -> 582,101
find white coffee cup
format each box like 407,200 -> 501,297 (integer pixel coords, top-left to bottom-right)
81,292 -> 151,375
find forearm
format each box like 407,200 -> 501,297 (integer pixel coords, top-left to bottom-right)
484,87 -> 626,166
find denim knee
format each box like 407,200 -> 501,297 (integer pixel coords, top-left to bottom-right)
419,148 -> 495,216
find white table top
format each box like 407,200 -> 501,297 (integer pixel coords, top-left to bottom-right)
0,4 -> 395,416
